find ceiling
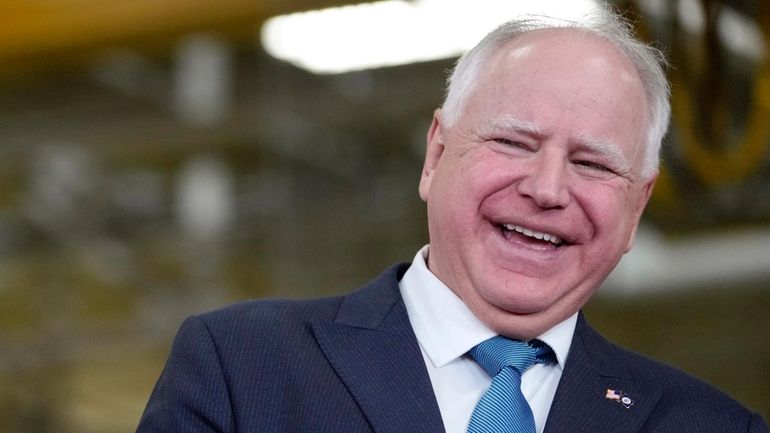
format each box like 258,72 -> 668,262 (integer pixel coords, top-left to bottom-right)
0,0 -> 371,74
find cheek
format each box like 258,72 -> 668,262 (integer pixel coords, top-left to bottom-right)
461,153 -> 526,197
577,183 -> 641,240
428,157 -> 514,247
434,151 -> 501,203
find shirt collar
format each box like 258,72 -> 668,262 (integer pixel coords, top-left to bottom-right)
399,245 -> 577,369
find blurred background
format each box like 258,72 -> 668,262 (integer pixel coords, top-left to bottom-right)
0,0 -> 768,431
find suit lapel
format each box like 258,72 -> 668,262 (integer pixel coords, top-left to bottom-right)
312,265 -> 445,433
544,314 -> 662,433
312,268 -> 664,433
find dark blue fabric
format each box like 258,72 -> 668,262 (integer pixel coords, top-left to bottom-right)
136,264 -> 769,433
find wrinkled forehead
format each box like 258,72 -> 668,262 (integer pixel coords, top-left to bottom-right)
466,28 -> 650,172
468,29 -> 647,119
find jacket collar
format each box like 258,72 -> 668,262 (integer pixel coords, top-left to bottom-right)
311,264 -> 446,433
313,264 -> 662,433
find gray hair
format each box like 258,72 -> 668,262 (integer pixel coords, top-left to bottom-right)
441,8 -> 670,180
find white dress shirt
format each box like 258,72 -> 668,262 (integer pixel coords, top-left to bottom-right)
398,246 -> 577,433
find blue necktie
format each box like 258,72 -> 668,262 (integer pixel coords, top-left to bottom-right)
466,336 -> 555,433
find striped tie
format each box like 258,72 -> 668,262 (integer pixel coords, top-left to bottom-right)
466,336 -> 555,433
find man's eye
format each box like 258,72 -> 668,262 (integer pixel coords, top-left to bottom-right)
494,138 -> 528,149
575,160 -> 612,173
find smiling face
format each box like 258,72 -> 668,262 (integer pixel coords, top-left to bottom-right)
418,29 -> 656,340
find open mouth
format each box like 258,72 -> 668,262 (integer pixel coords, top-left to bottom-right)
497,223 -> 565,247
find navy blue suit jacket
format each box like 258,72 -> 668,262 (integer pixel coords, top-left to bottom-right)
137,264 -> 768,432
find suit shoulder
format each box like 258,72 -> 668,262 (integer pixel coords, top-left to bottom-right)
580,322 -> 764,427
609,339 -> 736,401
193,263 -> 408,333
194,295 -> 344,335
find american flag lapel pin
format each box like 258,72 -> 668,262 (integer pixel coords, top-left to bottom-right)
605,388 -> 635,409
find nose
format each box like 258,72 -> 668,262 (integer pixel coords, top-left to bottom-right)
516,150 -> 570,209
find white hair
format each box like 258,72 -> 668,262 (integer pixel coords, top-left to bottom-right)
441,8 -> 670,180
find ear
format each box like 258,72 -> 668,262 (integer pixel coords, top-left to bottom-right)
624,174 -> 657,252
418,109 -> 446,202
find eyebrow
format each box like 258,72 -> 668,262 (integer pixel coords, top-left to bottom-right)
576,137 -> 632,175
478,116 -> 633,175
475,116 -> 545,138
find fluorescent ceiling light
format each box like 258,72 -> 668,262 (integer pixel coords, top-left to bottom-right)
261,0 -> 601,74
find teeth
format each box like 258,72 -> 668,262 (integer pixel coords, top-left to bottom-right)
502,224 -> 563,246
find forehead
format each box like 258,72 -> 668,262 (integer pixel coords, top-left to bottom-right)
488,28 -> 642,87
464,29 -> 649,168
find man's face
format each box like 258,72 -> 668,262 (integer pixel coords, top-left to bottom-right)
419,29 -> 656,339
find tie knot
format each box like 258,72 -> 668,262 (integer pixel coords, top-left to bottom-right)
469,336 -> 555,378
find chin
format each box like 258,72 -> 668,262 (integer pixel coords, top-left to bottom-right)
488,313 -> 551,341
479,282 -> 560,315
473,288 -> 577,339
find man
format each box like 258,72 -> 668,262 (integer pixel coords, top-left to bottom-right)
137,8 -> 768,433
